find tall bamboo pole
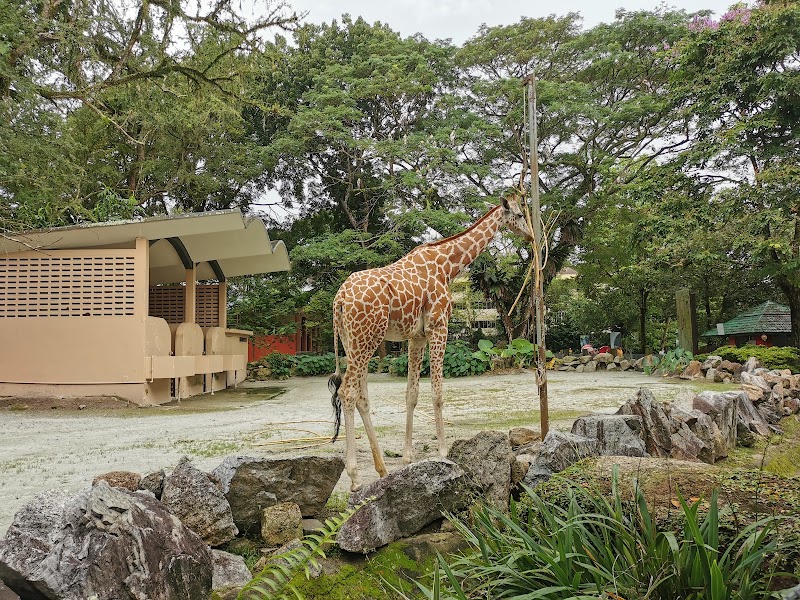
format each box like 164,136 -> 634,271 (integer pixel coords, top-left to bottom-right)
524,73 -> 549,439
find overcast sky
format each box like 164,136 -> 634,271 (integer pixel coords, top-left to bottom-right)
284,0 -> 737,43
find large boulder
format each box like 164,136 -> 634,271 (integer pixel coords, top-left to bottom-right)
161,456 -> 238,547
447,430 -> 512,508
701,355 -> 723,371
670,409 -> 724,464
571,415 -> 647,457
692,391 -> 739,450
616,388 -> 673,458
337,459 -> 470,553
212,455 -> 344,535
534,430 -> 599,473
0,482 -> 212,600
736,392 -> 773,437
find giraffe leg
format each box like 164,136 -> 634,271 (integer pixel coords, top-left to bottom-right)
428,328 -> 448,458
339,371 -> 362,491
403,337 -> 426,465
354,367 -> 388,478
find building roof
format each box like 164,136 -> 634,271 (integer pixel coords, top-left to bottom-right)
701,301 -> 790,337
0,210 -> 290,284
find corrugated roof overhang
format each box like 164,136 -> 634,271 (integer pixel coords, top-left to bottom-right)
0,210 -> 290,284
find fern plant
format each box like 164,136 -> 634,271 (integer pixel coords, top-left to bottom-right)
237,501 -> 366,600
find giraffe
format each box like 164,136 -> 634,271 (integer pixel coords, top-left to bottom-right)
328,195 -> 535,490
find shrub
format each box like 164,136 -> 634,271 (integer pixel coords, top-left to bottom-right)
389,341 -> 488,378
698,345 -> 800,372
409,468 -> 783,600
295,353 -> 337,377
259,352 -> 296,380
368,356 -> 391,373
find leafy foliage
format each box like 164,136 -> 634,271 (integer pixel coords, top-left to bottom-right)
411,469 -> 783,599
656,347 -> 695,375
390,341 -> 488,378
253,353 -> 297,380
295,353 -> 338,377
698,346 -> 800,373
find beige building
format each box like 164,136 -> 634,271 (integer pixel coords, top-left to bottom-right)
0,210 -> 289,406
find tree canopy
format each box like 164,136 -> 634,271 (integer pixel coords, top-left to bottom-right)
3,0 -> 799,350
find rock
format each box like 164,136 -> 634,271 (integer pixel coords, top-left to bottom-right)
671,409 -> 725,463
737,422 -> 756,447
786,398 -> 800,414
213,455 -> 344,535
584,361 -> 598,372
757,403 -> 783,427
212,550 -> 253,592
620,359 -> 632,371
521,465 -> 552,490
736,392 -> 772,437
139,469 -> 166,499
511,454 -> 534,486
632,357 -> 644,371
595,352 -> 614,364
0,490 -> 72,599
92,470 -> 141,491
448,430 -> 512,508
606,363 -> 619,371
743,356 -> 760,373
772,383 -> 787,402
534,430 -> 599,473
561,356 -> 579,365
670,419 -> 712,463
680,361 -> 703,379
741,372 -> 772,396
579,355 -> 592,365
392,531 -> 472,565
268,539 -> 322,578
261,502 -> 303,547
741,384 -> 766,403
718,360 -> 741,373
161,456 -> 238,547
702,355 -> 723,371
0,482 -> 211,600
508,427 -> 539,449
570,415 -> 647,457
301,518 -> 324,535
692,391 -> 739,451
705,367 -> 717,381
574,364 -> 585,373
714,370 -> 731,383
616,388 -> 673,458
336,459 -> 469,553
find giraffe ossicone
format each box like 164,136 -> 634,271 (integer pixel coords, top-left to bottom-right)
328,195 -> 535,491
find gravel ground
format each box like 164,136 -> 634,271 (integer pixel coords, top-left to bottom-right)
0,370 -> 705,535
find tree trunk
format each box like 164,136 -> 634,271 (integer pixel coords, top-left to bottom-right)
779,281 -> 800,348
639,288 -> 649,355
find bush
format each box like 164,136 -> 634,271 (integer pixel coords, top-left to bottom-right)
410,468 -> 784,600
368,356 -> 390,373
698,345 -> 800,372
389,340 -> 488,378
256,352 -> 296,379
295,353 -> 337,376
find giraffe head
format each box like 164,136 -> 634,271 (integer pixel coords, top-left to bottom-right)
501,195 -> 535,244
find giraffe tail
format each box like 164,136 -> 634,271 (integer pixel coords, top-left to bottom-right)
329,298 -> 343,443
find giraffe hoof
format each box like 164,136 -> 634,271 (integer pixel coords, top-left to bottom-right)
350,481 -> 362,492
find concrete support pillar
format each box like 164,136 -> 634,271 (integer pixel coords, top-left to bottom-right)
184,265 -> 196,324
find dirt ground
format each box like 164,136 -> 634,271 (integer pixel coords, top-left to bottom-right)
0,370 -> 716,535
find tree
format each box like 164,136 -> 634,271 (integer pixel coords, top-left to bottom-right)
457,10 -> 693,339
671,1 -> 800,345
0,0 -> 299,228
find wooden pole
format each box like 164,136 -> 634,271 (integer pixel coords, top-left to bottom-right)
524,73 -> 549,439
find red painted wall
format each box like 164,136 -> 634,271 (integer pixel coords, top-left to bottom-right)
249,335 -> 296,361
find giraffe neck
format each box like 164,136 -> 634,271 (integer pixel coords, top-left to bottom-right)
429,205 -> 504,282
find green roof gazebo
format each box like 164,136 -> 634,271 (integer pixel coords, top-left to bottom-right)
701,301 -> 790,347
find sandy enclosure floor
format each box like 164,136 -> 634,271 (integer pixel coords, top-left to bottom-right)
0,370 -> 708,534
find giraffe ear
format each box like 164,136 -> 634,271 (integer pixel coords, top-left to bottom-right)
501,196 -> 510,210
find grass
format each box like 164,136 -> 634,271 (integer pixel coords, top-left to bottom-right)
175,439 -> 244,458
